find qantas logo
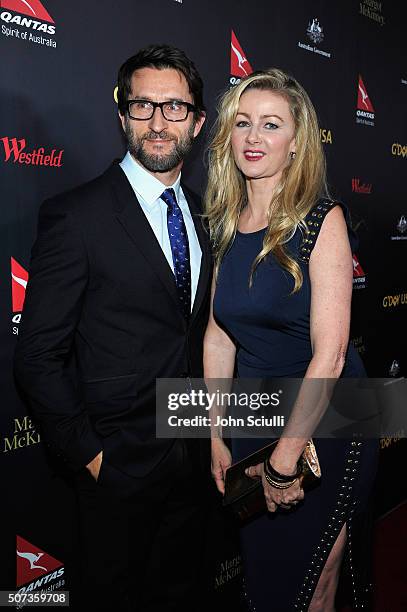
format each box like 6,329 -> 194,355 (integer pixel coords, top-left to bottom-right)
17,550 -> 47,572
1,0 -> 54,23
230,30 -> 253,84
352,254 -> 367,289
16,535 -> 64,590
0,0 -> 56,39
11,257 -> 28,313
352,254 -> 365,278
357,76 -> 374,112
356,76 -> 375,126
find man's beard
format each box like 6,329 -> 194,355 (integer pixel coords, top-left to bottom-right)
124,118 -> 195,173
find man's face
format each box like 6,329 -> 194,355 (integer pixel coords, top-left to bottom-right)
119,67 -> 205,174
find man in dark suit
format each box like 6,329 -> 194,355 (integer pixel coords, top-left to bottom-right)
14,44 -> 211,611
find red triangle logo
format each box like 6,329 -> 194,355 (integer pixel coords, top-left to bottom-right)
16,536 -> 63,588
1,0 -> 54,23
231,30 -> 253,78
357,76 -> 374,112
11,257 -> 28,313
352,254 -> 365,278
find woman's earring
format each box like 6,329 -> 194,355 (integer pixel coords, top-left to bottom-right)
290,152 -> 296,159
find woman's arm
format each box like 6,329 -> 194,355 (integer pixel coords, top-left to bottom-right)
204,274 -> 237,380
203,273 -> 237,492
247,205 -> 354,510
270,204 -> 353,472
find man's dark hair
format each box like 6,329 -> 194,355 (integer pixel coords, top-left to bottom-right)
117,44 -> 205,120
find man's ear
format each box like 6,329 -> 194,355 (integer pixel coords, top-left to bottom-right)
118,111 -> 126,132
193,111 -> 206,138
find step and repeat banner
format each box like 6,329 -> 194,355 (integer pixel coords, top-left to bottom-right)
1,0 -> 406,604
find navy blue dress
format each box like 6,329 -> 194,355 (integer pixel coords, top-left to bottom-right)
213,200 -> 378,611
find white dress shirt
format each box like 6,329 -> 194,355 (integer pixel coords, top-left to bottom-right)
119,151 -> 202,310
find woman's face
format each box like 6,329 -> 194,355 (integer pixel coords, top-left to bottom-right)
231,89 -> 296,183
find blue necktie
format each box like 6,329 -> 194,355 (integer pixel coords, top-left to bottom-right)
160,188 -> 191,319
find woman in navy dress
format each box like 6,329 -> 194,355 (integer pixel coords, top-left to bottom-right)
203,69 -> 378,611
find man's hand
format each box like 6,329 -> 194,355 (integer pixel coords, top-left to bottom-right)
86,450 -> 103,481
211,438 -> 232,495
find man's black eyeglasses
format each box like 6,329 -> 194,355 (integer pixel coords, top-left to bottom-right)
126,99 -> 196,122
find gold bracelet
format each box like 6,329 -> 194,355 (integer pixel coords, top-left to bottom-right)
264,471 -> 298,489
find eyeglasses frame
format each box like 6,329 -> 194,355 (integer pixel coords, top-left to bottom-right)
125,99 -> 197,122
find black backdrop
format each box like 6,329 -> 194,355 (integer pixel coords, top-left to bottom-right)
1,0 -> 406,603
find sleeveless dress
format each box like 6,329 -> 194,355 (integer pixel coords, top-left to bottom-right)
213,200 -> 378,611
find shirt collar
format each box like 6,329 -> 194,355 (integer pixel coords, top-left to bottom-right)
120,151 -> 181,206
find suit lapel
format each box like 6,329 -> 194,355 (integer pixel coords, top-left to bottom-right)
110,163 -> 184,324
108,162 -> 211,328
182,185 -> 212,323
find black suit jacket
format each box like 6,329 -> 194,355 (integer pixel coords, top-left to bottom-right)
14,161 -> 212,477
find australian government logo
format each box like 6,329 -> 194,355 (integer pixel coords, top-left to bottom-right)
390,215 -> 407,241
230,29 -> 253,87
298,18 -> 332,59
1,0 -> 57,48
389,359 -> 400,377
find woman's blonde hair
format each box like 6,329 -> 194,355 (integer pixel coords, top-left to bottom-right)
204,68 -> 328,291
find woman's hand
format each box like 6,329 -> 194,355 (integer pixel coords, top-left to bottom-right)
245,460 -> 304,512
211,438 -> 232,494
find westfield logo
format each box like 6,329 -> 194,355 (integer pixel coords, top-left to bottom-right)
1,0 -> 54,23
230,30 -> 253,84
352,178 -> 372,194
1,137 -> 63,166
